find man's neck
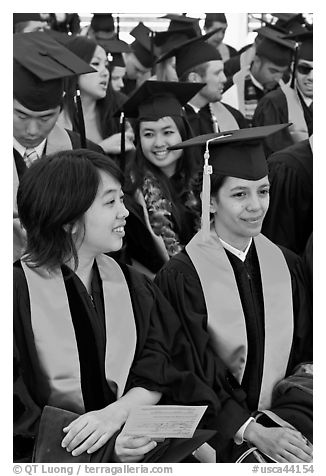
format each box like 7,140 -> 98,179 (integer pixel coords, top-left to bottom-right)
188,92 -> 208,110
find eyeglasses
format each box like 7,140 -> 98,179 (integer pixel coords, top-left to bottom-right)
297,64 -> 313,75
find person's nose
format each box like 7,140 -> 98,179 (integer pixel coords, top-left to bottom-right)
246,193 -> 261,212
153,133 -> 165,147
25,119 -> 39,136
118,201 -> 129,219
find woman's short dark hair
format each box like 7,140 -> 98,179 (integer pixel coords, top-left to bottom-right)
17,149 -> 123,270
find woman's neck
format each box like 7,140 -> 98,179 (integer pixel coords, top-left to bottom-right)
80,94 -> 97,115
71,254 -> 95,294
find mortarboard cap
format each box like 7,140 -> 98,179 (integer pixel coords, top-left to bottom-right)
13,31 -> 96,111
255,26 -> 295,66
168,124 -> 291,240
129,22 -> 157,68
64,35 -> 98,63
205,13 -> 227,24
154,27 -> 199,53
13,12 -> 43,26
104,38 -> 130,67
283,28 -> 313,61
156,29 -> 222,78
90,13 -> 114,32
115,80 -> 205,120
162,14 -> 201,32
271,13 -> 306,29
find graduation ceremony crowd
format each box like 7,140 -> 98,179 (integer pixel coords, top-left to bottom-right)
13,12 -> 313,464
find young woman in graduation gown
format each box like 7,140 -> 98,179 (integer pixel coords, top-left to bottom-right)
14,149 -> 239,463
154,125 -> 313,463
57,35 -> 135,160
119,81 -> 204,277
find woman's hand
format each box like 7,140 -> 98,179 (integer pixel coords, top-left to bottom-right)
99,132 -> 135,155
61,403 -> 129,456
244,421 -> 313,463
114,434 -> 157,463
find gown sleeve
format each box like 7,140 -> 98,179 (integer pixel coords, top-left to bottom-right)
252,91 -> 293,156
262,157 -> 313,255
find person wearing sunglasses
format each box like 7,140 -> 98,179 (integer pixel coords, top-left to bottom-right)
253,28 -> 313,157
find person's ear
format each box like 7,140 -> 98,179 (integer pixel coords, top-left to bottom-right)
63,223 -> 78,234
209,196 -> 218,214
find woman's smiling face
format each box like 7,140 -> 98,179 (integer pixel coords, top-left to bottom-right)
139,116 -> 183,177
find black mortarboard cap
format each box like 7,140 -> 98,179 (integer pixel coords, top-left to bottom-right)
13,13 -> 43,26
156,29 -> 222,78
104,38 -> 130,67
283,28 -> 313,61
154,27 -> 199,53
162,14 -> 201,32
115,80 -> 205,120
271,13 -> 305,29
255,26 -> 295,66
168,124 -> 291,240
90,13 -> 114,32
13,31 -> 96,111
64,35 -> 98,63
205,13 -> 227,24
129,22 -> 157,68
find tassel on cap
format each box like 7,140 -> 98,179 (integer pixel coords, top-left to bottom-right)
119,112 -> 126,172
75,89 -> 86,148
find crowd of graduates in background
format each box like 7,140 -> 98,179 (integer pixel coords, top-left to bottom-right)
13,12 -> 313,464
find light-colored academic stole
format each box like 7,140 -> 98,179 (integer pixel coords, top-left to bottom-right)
21,254 -> 137,413
209,102 -> 240,132
231,67 -> 258,121
186,231 -> 294,410
280,82 -> 309,143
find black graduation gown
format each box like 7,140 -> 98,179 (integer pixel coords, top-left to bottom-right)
184,102 -> 248,137
154,242 -> 312,457
262,139 -> 313,255
14,260 -> 239,462
253,88 -> 313,157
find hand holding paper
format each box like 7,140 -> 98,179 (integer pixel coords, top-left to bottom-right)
121,405 -> 208,439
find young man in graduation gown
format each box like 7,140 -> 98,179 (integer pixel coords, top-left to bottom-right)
121,23 -> 157,96
156,32 -> 248,137
222,27 -> 295,126
261,135 -> 313,255
155,125 -> 312,462
13,32 -> 103,262
253,29 -> 313,156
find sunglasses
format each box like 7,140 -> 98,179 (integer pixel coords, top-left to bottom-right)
297,64 -> 313,75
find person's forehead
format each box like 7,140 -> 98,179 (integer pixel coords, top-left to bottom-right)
206,60 -> 224,73
224,175 -> 269,188
298,59 -> 313,66
111,66 -> 126,76
211,21 -> 227,30
140,116 -> 177,129
92,45 -> 107,59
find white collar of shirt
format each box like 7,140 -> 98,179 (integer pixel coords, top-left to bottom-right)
249,71 -> 264,91
219,237 -> 252,262
187,102 -> 201,114
13,137 -> 46,158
